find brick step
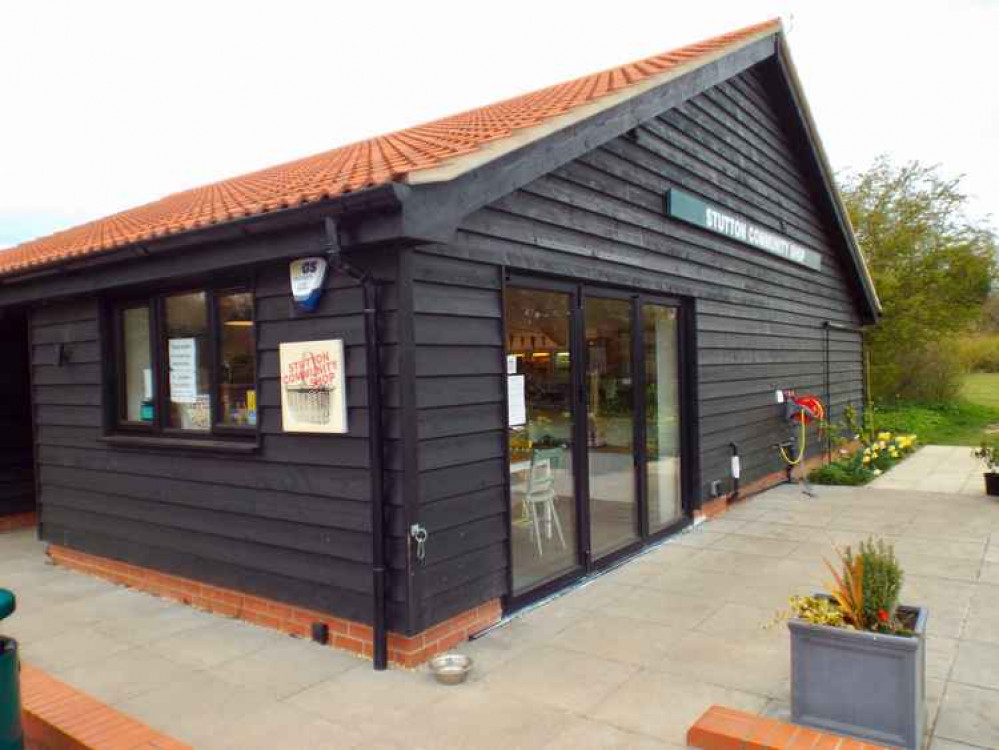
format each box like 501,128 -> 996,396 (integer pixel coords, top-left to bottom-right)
687,705 -> 890,750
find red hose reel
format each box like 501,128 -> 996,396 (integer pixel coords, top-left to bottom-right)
789,394 -> 825,424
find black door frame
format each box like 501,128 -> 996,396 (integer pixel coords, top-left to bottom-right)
502,271 -> 697,610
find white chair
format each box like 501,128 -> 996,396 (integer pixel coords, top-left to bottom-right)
525,449 -> 567,556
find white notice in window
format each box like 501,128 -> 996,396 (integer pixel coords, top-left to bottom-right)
168,338 -> 198,404
507,374 -> 526,427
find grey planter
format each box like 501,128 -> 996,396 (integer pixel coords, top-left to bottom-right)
789,604 -> 927,750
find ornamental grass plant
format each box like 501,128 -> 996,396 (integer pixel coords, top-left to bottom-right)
775,536 -> 911,636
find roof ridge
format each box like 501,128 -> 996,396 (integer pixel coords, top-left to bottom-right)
0,18 -> 781,276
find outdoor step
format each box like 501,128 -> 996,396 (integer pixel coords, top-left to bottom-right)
687,705 -> 890,750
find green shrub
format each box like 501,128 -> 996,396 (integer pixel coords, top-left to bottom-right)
957,335 -> 999,373
809,458 -> 872,486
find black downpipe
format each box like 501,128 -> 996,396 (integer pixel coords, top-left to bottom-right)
323,217 -> 388,671
823,321 -> 832,463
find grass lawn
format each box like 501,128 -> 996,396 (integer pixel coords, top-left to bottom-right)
875,373 -> 999,446
961,372 -> 999,410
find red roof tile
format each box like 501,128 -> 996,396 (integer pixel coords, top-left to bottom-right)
0,19 -> 779,277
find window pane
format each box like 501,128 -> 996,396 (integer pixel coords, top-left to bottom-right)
121,306 -> 154,423
644,305 -> 682,531
165,292 -> 211,431
505,287 -> 580,595
218,292 -> 257,426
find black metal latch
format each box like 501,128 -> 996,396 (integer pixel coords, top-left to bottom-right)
410,524 -> 428,565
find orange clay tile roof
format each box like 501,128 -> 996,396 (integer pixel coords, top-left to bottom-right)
0,19 -> 779,278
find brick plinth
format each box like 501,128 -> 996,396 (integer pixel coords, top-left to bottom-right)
47,545 -> 501,668
0,511 -> 37,533
688,706 -> 889,750
21,662 -> 192,750
694,446 -> 848,521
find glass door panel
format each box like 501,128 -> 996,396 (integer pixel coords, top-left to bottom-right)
643,304 -> 682,532
506,287 -> 579,594
585,297 -> 639,558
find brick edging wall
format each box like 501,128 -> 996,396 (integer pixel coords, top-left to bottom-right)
688,705 -> 889,749
47,545 -> 501,668
0,511 -> 37,533
20,662 -> 193,750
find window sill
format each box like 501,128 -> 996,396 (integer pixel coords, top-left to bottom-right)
99,434 -> 259,454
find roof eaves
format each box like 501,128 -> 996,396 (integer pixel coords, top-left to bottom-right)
404,21 -> 781,188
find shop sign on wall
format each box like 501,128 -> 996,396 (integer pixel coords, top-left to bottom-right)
665,188 -> 823,270
279,339 -> 348,433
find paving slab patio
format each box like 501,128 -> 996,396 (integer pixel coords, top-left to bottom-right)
2,445 -> 998,749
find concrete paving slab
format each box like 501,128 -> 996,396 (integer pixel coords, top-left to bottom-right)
590,667 -> 768,745
20,626 -> 134,672
541,716 -> 685,750
934,681 -> 999,748
115,669 -> 275,748
209,636 -> 364,699
393,685 -> 573,750
482,643 -> 639,714
144,617 -> 283,669
952,639 -> 999,691
604,586 -> 722,629
211,701 -> 354,750
552,613 -> 685,666
5,443 -> 999,748
51,646 -> 193,705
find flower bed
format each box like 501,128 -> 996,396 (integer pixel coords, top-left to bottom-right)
809,404 -> 919,485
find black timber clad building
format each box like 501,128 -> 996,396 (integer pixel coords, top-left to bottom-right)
0,22 -> 879,666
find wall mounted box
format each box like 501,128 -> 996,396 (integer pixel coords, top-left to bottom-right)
789,604 -> 927,750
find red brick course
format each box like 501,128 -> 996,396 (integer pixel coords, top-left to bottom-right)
688,706 -> 889,750
694,445 -> 852,521
0,511 -> 37,533
47,545 -> 501,668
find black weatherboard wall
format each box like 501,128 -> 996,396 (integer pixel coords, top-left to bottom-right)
0,24 -> 878,646
29,229 -> 413,632
0,309 -> 34,519
403,55 -> 866,617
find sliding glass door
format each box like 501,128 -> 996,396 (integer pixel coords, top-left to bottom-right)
506,287 -> 581,594
505,280 -> 685,599
585,296 -> 639,558
643,304 -> 683,532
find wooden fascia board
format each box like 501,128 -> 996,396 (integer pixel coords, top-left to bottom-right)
0,183 -> 405,307
773,34 -> 882,324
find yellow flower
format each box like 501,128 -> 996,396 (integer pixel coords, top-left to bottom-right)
862,455 -> 871,464
878,432 -> 892,441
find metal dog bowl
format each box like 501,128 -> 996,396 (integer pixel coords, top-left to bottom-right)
428,653 -> 472,685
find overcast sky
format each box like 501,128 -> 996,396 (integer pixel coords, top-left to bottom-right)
2,0 -> 996,250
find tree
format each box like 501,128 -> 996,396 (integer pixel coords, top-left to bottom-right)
976,294 -> 999,334
840,157 -> 997,401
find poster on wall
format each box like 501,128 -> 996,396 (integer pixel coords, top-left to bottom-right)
507,374 -> 526,427
279,339 -> 348,434
168,338 -> 198,403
